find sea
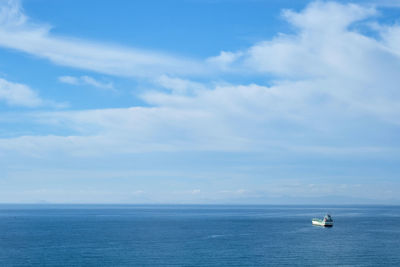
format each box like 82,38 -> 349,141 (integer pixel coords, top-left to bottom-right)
0,205 -> 399,266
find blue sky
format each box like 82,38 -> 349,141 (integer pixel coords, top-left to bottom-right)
1,0 -> 400,204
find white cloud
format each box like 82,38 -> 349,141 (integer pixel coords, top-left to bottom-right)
208,2 -> 379,78
206,51 -> 244,71
205,2 -> 400,122
190,189 -> 201,195
0,78 -> 43,107
59,75 -> 114,90
0,0 -> 205,78
155,75 -> 206,94
0,0 -> 26,27
282,1 -> 375,32
1,1 -> 400,158
378,24 -> 400,56
81,76 -> 113,90
0,79 -> 396,158
2,1 -> 400,204
58,76 -> 79,85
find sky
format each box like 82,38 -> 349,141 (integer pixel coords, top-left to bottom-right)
1,0 -> 400,204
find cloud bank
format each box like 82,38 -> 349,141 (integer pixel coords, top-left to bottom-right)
1,1 -> 400,203
1,1 -> 400,157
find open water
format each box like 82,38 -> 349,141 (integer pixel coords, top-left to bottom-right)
0,205 -> 399,266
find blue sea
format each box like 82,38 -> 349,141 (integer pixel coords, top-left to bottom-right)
0,205 -> 399,266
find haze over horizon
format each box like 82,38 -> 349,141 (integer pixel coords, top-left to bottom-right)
1,0 -> 400,204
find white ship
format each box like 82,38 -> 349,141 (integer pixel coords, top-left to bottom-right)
312,214 -> 333,227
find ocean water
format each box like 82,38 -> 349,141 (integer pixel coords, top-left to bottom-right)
0,205 -> 399,266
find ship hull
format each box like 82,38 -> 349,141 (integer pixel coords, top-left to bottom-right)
312,220 -> 333,227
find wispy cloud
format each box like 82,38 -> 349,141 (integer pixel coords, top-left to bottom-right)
155,75 -> 207,94
58,76 -> 79,85
0,78 -> 43,107
59,75 -> 114,90
1,0 -> 400,204
1,2 -> 400,161
0,0 -> 205,78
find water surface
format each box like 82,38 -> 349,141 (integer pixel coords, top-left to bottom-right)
0,205 -> 399,266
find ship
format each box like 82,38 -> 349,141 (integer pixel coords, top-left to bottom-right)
312,214 -> 333,227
